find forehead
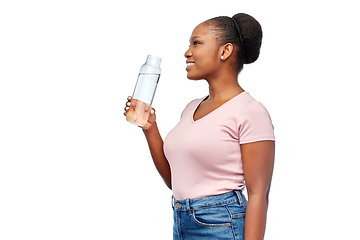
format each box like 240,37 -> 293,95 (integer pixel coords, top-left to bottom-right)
190,21 -> 215,40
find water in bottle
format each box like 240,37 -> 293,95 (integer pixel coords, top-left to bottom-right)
126,55 -> 161,126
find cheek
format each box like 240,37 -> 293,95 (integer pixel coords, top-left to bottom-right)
194,48 -> 217,67
197,56 -> 218,74
187,46 -> 219,79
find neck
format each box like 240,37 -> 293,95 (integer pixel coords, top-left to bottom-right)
206,76 -> 244,103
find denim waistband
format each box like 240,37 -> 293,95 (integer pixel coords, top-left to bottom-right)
172,190 -> 245,211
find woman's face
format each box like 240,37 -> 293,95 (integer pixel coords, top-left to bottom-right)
184,22 -> 221,80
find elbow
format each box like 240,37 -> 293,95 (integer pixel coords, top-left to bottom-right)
247,187 -> 270,203
164,179 -> 172,190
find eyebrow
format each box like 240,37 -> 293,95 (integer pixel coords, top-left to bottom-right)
190,36 -> 201,42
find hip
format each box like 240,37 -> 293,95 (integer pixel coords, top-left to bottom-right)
172,190 -> 247,240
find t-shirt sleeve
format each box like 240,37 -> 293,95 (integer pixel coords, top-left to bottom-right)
238,100 -> 275,144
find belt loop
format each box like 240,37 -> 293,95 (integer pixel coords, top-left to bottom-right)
234,190 -> 244,207
171,195 -> 175,209
186,198 -> 191,215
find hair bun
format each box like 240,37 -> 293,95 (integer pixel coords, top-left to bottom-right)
232,13 -> 262,64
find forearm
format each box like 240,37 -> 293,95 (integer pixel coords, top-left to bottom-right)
244,193 -> 269,240
143,122 -> 172,189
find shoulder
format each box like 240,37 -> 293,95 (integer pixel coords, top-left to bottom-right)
235,93 -> 275,143
180,96 -> 207,118
184,96 -> 206,112
233,92 -> 270,115
243,99 -> 271,119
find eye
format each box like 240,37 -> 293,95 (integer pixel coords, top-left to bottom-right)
188,40 -> 201,47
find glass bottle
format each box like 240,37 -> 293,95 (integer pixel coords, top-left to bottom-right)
126,55 -> 161,126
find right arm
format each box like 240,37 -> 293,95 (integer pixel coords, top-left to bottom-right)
124,97 -> 172,189
142,121 -> 172,189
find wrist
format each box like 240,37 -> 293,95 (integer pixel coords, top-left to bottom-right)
142,121 -> 157,133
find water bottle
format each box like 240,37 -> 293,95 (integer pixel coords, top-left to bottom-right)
126,55 -> 161,126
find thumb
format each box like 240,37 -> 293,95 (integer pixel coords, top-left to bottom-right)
140,108 -> 156,130
147,108 -> 156,124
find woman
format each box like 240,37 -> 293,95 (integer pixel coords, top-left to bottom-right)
124,13 -> 275,240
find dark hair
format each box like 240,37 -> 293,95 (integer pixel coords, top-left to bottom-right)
208,13 -> 262,72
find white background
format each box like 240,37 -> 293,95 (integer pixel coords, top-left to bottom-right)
1,0 -> 359,239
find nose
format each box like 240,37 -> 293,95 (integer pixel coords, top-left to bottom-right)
184,46 -> 192,58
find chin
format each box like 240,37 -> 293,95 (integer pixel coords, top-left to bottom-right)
186,72 -> 203,80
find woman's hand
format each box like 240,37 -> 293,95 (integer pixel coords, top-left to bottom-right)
124,96 -> 156,131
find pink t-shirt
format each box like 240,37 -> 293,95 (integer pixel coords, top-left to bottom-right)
164,92 -> 275,200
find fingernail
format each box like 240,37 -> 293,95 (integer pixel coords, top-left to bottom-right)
127,102 -> 131,106
150,109 -> 155,114
127,96 -> 132,100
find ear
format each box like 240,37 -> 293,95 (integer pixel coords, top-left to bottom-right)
219,43 -> 234,61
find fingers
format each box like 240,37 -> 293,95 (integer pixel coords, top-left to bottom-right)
124,96 -> 132,116
124,96 -> 157,130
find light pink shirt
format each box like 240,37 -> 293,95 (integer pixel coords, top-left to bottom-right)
164,92 -> 275,200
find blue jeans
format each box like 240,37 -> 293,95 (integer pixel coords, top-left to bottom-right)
172,190 -> 247,240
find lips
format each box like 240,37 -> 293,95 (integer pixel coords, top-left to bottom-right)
186,61 -> 195,71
